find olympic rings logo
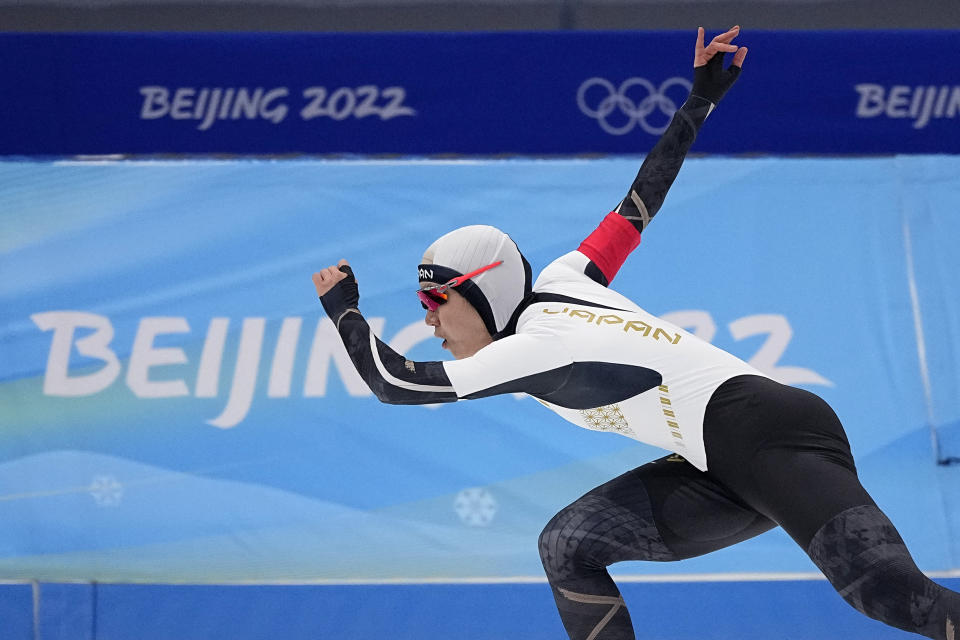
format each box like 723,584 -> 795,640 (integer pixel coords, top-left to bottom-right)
577,76 -> 692,136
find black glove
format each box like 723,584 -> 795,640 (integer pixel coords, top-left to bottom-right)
691,52 -> 742,105
319,265 -> 360,323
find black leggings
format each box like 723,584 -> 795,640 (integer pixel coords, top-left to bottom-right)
539,375 -> 960,639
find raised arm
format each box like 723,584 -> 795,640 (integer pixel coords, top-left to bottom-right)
579,26 -> 748,285
313,261 -> 459,405
618,26 -> 747,231
312,261 -> 572,404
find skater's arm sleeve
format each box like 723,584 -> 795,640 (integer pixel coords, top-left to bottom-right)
319,267 -> 459,405
333,311 -> 571,405
579,27 -> 745,286
577,95 -> 715,287
611,95 -> 715,236
332,310 -> 459,405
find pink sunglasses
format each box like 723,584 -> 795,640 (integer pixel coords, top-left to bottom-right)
417,261 -> 503,311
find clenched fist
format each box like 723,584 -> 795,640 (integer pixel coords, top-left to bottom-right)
312,259 -> 352,298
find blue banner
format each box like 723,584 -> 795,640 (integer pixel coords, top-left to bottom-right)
0,31 -> 957,156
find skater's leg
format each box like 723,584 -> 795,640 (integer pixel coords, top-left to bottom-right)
705,376 -> 960,640
539,454 -> 774,640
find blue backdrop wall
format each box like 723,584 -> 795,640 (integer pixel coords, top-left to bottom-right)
2,154 -> 960,637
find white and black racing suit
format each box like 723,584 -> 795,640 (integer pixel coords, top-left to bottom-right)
316,56 -> 960,640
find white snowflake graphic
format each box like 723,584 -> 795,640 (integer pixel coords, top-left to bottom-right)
453,487 -> 498,527
89,475 -> 123,507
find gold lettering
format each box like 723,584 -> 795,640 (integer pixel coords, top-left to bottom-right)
570,310 -> 595,323
671,431 -> 683,439
659,397 -> 671,406
658,385 -> 669,392
547,308 -> 681,346
666,420 -> 679,429
624,320 -> 652,336
662,410 -> 675,417
596,314 -> 623,326
653,328 -> 682,344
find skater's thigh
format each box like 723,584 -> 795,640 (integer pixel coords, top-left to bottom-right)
747,446 -> 875,549
576,454 -> 776,561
